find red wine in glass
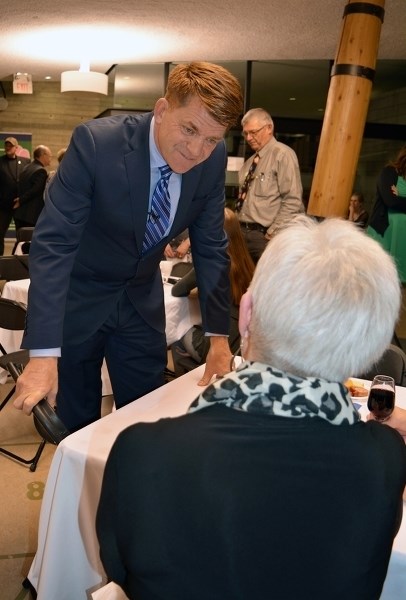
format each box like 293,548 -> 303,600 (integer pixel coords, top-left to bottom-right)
367,375 -> 395,422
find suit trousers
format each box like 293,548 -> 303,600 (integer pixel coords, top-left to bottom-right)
57,289 -> 167,432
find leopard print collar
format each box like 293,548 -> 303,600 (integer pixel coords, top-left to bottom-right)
189,361 -> 360,425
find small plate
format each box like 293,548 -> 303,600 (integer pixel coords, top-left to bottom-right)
347,378 -> 370,402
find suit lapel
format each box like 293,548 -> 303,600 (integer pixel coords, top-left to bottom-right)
124,116 -> 152,255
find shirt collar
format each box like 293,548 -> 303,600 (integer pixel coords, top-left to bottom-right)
149,116 -> 166,169
257,135 -> 276,158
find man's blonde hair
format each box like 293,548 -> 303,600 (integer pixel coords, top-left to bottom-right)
165,62 -> 243,131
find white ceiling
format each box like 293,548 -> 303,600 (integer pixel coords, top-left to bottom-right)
0,0 -> 405,82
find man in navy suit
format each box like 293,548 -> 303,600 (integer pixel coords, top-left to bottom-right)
13,62 -> 244,432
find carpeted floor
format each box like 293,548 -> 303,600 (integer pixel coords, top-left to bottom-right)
0,381 -> 115,600
0,382 -> 56,600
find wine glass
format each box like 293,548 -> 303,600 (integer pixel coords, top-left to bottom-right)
367,375 -> 396,422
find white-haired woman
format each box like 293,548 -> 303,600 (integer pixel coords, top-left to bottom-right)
97,216 -> 406,600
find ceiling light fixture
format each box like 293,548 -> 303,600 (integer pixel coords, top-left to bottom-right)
61,60 -> 108,95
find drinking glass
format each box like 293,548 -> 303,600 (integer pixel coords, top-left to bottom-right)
367,375 -> 396,422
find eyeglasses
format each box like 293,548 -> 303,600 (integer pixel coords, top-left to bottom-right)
242,124 -> 269,139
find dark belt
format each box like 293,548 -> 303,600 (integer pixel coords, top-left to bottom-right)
239,221 -> 267,235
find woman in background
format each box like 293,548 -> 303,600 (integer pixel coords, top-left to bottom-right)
368,146 -> 406,282
171,207 -> 255,375
348,191 -> 368,228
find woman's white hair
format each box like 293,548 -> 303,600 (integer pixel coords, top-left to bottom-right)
248,216 -> 401,381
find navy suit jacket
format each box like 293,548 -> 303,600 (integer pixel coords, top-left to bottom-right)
22,112 -> 230,348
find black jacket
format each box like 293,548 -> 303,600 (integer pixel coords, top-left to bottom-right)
0,154 -> 30,209
97,404 -> 406,600
14,159 -> 47,225
369,165 -> 406,235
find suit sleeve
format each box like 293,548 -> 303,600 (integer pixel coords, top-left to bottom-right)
187,143 -> 230,335
22,123 -> 96,348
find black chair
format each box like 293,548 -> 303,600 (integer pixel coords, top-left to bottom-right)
11,227 -> 34,255
170,261 -> 194,279
0,255 -> 29,282
0,297 -> 45,470
358,344 -> 406,387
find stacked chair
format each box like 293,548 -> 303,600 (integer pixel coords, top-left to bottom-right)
0,255 -> 29,283
11,226 -> 34,255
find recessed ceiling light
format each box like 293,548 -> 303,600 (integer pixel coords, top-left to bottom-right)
45,76 -> 52,80
289,97 -> 296,101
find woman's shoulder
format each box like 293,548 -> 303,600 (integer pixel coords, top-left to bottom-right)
380,164 -> 397,178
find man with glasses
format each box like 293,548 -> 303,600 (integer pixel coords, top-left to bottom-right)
236,108 -> 303,262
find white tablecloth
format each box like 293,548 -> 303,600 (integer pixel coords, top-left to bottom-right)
0,276 -> 201,395
28,365 -> 208,600
26,374 -> 406,600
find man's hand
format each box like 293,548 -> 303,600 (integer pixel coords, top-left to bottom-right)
176,238 -> 191,259
198,336 -> 232,386
13,357 -> 58,415
164,244 -> 176,258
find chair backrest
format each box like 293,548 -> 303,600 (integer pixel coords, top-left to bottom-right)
358,344 -> 406,387
16,227 -> 35,243
170,261 -> 194,278
0,297 -> 27,331
0,255 -> 29,281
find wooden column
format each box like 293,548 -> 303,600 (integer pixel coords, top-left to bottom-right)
307,0 -> 385,218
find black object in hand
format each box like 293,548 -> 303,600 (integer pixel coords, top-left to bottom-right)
32,399 -> 70,444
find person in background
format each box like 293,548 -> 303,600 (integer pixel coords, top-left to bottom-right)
13,145 -> 52,229
171,207 -> 255,375
348,191 -> 369,228
0,137 -> 30,254
96,216 -> 406,600
236,107 -> 304,263
56,147 -> 67,164
164,229 -> 191,260
368,146 -> 406,282
46,147 -> 67,188
13,62 -> 243,433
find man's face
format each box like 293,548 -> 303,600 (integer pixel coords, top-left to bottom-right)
350,195 -> 360,211
242,120 -> 273,152
41,149 -> 52,167
4,142 -> 17,157
153,96 -> 226,174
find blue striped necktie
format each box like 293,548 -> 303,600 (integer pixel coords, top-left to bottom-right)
143,164 -> 172,253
